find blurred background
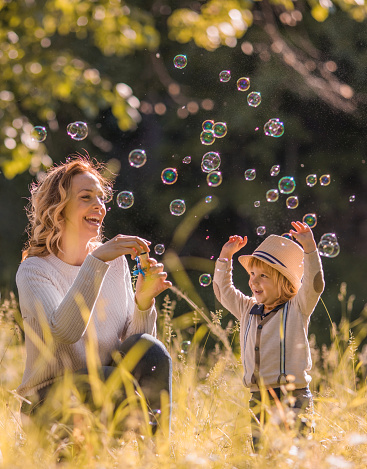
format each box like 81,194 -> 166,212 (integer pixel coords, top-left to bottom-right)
0,0 -> 366,346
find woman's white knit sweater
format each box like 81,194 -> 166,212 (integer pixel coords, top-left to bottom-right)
16,253 -> 157,397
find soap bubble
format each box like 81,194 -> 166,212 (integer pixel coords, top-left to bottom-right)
154,244 -> 165,255
286,196 -> 299,209
282,233 -> 293,240
199,273 -> 212,287
201,152 -> 221,173
306,174 -> 317,187
349,195 -> 355,202
254,201 -> 260,208
206,171 -> 222,187
257,226 -> 266,236
320,174 -> 331,186
247,92 -> 261,107
321,233 -> 338,244
200,130 -> 216,145
149,409 -> 161,428
266,189 -> 279,202
31,126 -> 47,142
302,213 -> 317,228
117,191 -> 134,209
161,167 -> 178,185
67,121 -> 88,141
128,149 -> 147,168
264,118 -> 284,137
278,176 -> 296,194
205,196 -> 212,203
180,340 -> 191,354
174,54 -> 187,69
182,156 -> 191,164
202,120 -> 214,131
170,199 -> 186,216
244,169 -> 256,181
237,77 -> 250,91
270,165 -> 280,176
219,70 -> 231,82
213,122 -> 227,138
318,239 -> 340,258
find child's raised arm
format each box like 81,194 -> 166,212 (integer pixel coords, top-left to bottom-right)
219,235 -> 248,260
289,221 -> 317,254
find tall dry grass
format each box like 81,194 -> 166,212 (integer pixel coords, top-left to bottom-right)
1,284 -> 367,468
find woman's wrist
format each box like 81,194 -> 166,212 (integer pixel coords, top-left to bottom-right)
135,293 -> 154,311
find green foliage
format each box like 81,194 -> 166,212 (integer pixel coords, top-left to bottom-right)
0,0 -> 158,178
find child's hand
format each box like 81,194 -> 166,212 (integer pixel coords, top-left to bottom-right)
289,221 -> 317,254
219,235 -> 248,260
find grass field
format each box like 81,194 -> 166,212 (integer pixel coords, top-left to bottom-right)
1,285 -> 367,468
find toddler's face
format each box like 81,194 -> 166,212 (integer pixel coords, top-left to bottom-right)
248,265 -> 279,307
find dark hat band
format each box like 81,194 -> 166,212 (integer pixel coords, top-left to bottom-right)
253,250 -> 287,268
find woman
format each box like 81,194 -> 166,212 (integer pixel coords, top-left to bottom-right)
16,156 -> 172,433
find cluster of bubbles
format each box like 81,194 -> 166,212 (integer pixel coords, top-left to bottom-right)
154,244 -> 165,255
173,54 -> 187,69
218,70 -> 261,107
302,213 -> 317,228
245,169 -> 256,181
31,121 -> 89,143
117,191 -> 134,209
264,118 -> 285,138
199,273 -> 212,287
129,149 -> 147,168
67,121 -> 88,141
200,120 -> 228,145
318,233 -> 340,258
306,174 -> 331,187
201,151 -> 221,173
161,167 -> 178,185
169,199 -> 186,216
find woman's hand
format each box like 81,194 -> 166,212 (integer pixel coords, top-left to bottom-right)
289,221 -> 317,254
219,235 -> 248,260
92,235 -> 151,262
135,257 -> 172,310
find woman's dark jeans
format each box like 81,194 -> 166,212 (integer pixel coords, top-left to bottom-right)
21,333 -> 172,434
249,386 -> 313,450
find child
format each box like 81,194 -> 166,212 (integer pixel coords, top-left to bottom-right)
213,221 -> 325,448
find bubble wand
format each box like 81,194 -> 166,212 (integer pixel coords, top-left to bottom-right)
133,252 -> 149,278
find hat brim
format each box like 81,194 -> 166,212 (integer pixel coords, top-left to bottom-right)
238,254 -> 302,290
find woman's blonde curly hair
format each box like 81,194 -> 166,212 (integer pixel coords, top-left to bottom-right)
22,156 -> 113,261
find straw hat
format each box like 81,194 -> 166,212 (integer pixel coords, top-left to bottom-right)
238,235 -> 304,290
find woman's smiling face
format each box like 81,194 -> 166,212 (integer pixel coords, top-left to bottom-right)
62,171 -> 107,243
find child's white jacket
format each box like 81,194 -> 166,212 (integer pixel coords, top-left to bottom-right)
213,251 -> 324,392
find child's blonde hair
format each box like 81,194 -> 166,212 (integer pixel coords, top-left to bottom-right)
247,257 -> 297,304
